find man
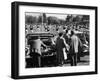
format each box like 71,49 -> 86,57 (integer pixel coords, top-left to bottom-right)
69,30 -> 82,66
56,32 -> 69,66
29,36 -> 47,67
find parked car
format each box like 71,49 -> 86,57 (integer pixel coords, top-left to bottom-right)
76,31 -> 89,56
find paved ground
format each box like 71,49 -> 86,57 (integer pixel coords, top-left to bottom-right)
26,55 -> 89,68
62,55 -> 89,66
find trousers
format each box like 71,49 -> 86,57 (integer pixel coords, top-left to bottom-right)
70,53 -> 77,66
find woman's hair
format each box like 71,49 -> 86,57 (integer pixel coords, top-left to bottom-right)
66,30 -> 68,34
59,32 -> 63,37
71,30 -> 74,36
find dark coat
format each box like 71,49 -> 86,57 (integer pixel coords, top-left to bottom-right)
56,37 -> 66,63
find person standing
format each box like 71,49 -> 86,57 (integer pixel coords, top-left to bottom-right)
63,30 -> 71,61
56,32 -> 69,66
69,30 -> 82,66
29,36 -> 47,67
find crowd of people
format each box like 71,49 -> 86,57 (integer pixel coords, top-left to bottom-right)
25,23 -> 89,68
25,23 -> 89,35
51,30 -> 83,66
